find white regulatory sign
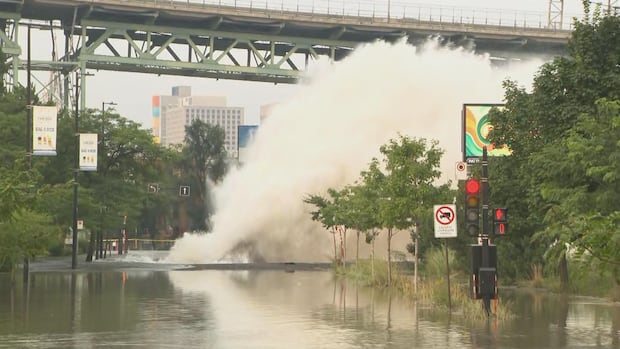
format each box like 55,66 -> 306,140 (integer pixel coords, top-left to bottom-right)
433,204 -> 457,238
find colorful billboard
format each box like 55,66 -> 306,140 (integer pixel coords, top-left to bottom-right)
463,104 -> 510,162
152,96 -> 160,144
238,125 -> 258,163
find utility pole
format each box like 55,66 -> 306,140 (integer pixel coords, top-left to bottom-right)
97,101 -> 116,260
71,71 -> 79,269
24,23 -> 32,282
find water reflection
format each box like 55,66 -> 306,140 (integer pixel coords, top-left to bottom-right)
0,270 -> 619,348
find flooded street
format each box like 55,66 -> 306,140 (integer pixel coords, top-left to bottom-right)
0,254 -> 619,348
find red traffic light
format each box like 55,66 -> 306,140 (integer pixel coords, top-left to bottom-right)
465,179 -> 480,194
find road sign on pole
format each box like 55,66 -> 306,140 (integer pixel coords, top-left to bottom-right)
147,183 -> 159,193
455,161 -> 468,180
179,185 -> 190,197
434,204 -> 457,238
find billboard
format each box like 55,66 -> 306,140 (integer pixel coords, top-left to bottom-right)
152,96 -> 160,144
238,125 -> 258,164
462,104 -> 510,162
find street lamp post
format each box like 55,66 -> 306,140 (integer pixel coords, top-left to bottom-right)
99,102 -> 116,259
101,102 -> 117,141
71,70 -> 93,269
71,72 -> 80,269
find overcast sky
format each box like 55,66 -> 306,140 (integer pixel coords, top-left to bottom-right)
21,0 -> 590,128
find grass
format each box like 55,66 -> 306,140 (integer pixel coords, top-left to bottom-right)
340,252 -> 514,321
515,262 -> 618,300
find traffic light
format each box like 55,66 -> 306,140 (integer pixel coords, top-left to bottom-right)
464,178 -> 481,236
493,207 -> 508,235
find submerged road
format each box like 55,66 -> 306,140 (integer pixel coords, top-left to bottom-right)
27,253 -> 333,273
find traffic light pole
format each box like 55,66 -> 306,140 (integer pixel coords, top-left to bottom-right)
481,147 -> 490,237
467,146 -> 506,316
481,147 -> 493,316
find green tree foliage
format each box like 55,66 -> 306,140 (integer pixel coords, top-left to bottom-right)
0,82 -> 179,270
305,134 -> 452,285
487,7 -> 620,285
371,135 -> 448,284
304,191 -> 341,262
181,120 -> 228,231
29,108 -> 177,243
0,208 -> 60,271
0,86 -> 60,271
531,99 -> 620,272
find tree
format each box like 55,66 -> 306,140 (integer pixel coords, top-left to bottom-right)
351,135 -> 448,285
305,135 -> 449,285
0,86 -> 62,272
181,120 -> 228,231
0,208 -> 60,273
531,98 -> 620,288
343,183 -> 378,268
488,6 -> 620,288
304,193 -> 339,262
33,108 -> 176,255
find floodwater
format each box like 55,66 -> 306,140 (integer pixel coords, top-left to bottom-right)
0,254 -> 619,348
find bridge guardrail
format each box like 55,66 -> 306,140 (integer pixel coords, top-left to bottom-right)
140,0 -> 578,31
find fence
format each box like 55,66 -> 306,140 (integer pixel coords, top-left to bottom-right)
134,0 -> 579,30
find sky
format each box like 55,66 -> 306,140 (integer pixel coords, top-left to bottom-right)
20,0 -> 589,128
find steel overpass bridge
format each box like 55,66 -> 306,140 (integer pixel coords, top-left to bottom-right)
0,0 -> 572,108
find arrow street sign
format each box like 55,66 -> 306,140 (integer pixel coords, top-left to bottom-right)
434,204 -> 457,238
179,185 -> 190,197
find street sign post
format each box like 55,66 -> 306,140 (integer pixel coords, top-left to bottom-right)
433,204 -> 457,238
433,203 -> 458,312
179,185 -> 190,197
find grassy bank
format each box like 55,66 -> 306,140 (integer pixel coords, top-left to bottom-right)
519,263 -> 620,300
336,255 -> 513,321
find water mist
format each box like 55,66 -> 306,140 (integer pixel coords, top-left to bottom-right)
165,39 -> 541,263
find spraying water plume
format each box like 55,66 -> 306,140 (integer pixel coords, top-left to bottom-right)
165,39 -> 541,263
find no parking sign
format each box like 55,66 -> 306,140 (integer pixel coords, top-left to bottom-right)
434,204 -> 457,238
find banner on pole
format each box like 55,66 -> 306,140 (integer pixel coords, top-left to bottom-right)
32,106 -> 58,156
79,133 -> 98,171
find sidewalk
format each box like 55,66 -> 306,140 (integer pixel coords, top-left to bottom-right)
28,251 -> 179,272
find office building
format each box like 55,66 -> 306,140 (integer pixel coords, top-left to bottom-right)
152,86 -> 245,157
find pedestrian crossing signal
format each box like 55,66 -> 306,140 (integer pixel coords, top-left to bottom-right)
493,207 -> 508,235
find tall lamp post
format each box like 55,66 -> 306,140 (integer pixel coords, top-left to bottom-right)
99,102 -> 116,258
101,102 -> 117,137
71,70 -> 92,269
71,72 -> 80,269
